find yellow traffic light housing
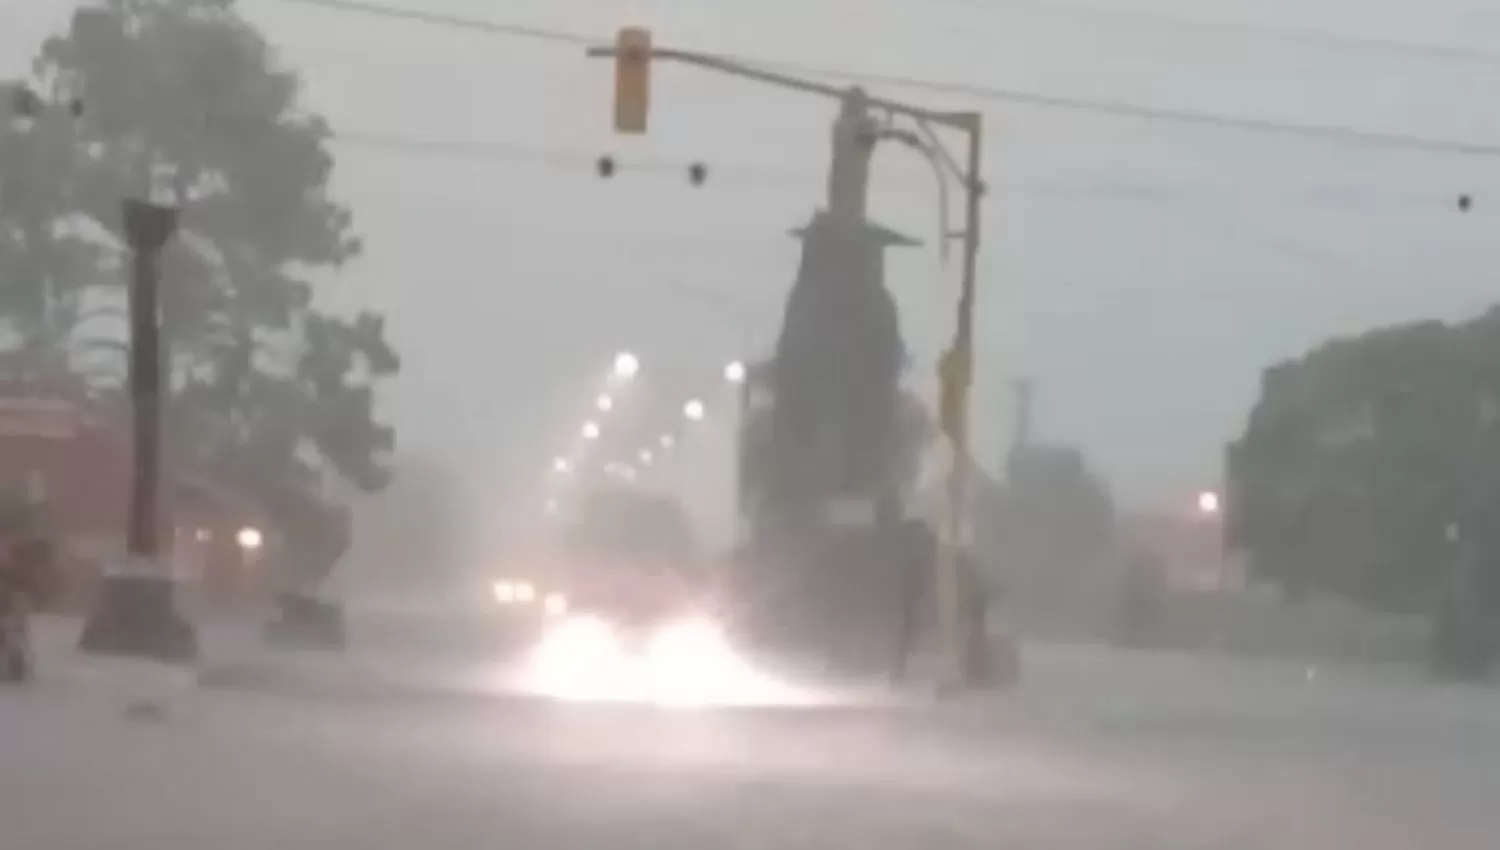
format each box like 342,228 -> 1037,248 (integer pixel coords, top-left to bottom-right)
613,27 -> 652,134
937,344 -> 971,448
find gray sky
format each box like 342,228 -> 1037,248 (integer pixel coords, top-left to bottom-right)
7,0 -> 1500,551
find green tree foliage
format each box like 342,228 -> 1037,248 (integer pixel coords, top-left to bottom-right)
0,1 -> 397,583
0,85 -> 111,365
1227,311 -> 1500,616
989,445 -> 1115,573
974,442 -> 1114,633
344,454 -> 466,592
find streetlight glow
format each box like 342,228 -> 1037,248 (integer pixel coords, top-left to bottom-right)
638,448 -> 653,465
553,457 -> 572,474
683,399 -> 705,421
1197,490 -> 1221,516
724,360 -> 747,384
582,420 -> 601,440
235,526 -> 264,552
613,351 -> 639,379
660,434 -> 674,449
596,393 -> 613,412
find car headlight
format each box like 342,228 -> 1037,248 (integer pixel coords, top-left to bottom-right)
493,579 -> 538,605
492,580 -> 515,603
646,616 -> 731,671
533,615 -> 620,672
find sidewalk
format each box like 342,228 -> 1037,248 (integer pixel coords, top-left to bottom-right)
27,615 -> 220,709
29,614 -> 389,703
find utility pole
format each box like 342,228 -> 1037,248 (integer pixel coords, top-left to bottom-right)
587,33 -> 986,690
78,198 -> 196,662
1008,377 -> 1035,462
123,200 -> 173,561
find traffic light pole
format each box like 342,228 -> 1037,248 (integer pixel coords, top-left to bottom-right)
945,120 -> 983,690
587,41 -> 985,689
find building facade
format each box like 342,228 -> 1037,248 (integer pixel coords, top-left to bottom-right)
0,371 -> 269,611
1120,510 -> 1244,594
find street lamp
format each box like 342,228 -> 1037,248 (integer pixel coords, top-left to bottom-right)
1197,490 -> 1221,516
613,351 -> 640,380
582,420 -> 601,440
1194,489 -> 1230,592
596,393 -> 613,412
724,360 -> 747,384
235,526 -> 264,553
683,399 -> 705,422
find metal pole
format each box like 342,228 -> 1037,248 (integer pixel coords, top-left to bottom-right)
124,199 -> 173,557
734,373 -> 751,547
1011,377 -> 1034,455
79,199 -> 196,661
937,114 -> 984,689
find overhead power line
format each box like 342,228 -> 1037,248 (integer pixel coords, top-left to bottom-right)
919,0 -> 1500,65
747,60 -> 1500,158
282,0 -> 1500,66
273,0 -> 1500,159
270,0 -> 587,45
331,127 -> 1478,212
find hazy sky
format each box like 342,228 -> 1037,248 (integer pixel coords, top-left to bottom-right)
7,0 -> 1500,548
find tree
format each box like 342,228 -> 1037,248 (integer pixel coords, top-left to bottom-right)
344,454 -> 467,593
992,445 -> 1114,566
0,1 -> 396,586
0,79 -> 113,371
1228,318 -> 1480,609
983,443 -> 1116,622
1227,310 -> 1500,674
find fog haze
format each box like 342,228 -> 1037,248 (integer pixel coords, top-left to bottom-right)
7,0 -> 1499,565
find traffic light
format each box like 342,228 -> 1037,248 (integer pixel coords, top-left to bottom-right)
613,27 -> 652,134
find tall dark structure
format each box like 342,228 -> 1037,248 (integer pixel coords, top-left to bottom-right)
727,90 -> 928,670
583,33 -> 991,682
759,90 -> 918,539
80,199 -> 197,662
